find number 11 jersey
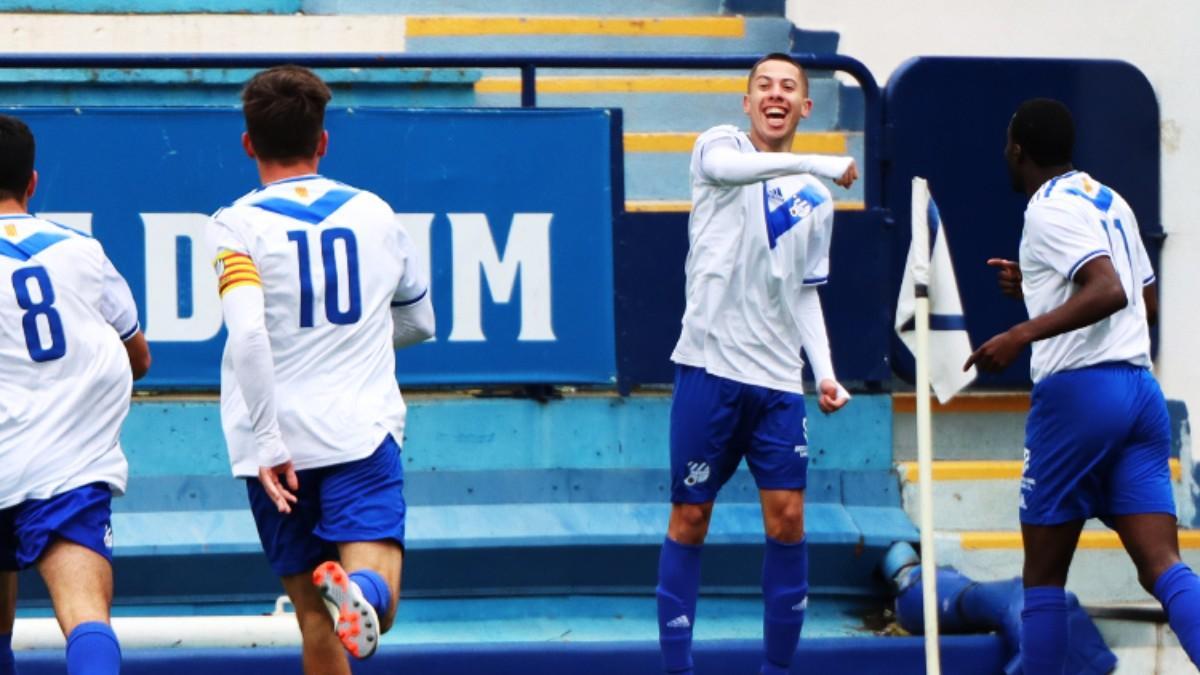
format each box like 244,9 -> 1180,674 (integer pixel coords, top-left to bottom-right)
206,175 -> 427,478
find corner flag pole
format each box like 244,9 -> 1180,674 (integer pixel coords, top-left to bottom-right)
911,178 -> 942,675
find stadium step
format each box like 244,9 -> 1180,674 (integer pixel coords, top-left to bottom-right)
14,393 -> 913,606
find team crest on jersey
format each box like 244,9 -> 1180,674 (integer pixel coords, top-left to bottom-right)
294,186 -> 309,198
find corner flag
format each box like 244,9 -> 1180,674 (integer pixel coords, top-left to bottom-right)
895,177 -> 977,404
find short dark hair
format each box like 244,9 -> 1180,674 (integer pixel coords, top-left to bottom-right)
748,52 -> 809,96
241,65 -> 332,162
1010,98 -> 1074,167
0,115 -> 34,202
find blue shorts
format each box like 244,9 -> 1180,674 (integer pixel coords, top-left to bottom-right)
1021,363 -> 1175,526
669,364 -> 809,503
247,434 -> 406,577
0,483 -> 114,571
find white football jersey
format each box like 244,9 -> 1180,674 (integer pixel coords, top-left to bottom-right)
0,215 -> 137,508
206,175 -> 427,477
1020,171 -> 1153,382
671,126 -> 835,394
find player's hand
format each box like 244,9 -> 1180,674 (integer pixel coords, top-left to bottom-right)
817,378 -> 851,413
963,327 -> 1028,373
259,461 -> 299,514
833,160 -> 858,189
987,258 -> 1023,299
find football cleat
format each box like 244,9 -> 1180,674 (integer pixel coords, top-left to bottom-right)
313,561 -> 380,659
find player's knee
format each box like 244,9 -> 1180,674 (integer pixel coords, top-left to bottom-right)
669,503 -> 713,545
1138,555 -> 1183,595
764,504 -> 805,542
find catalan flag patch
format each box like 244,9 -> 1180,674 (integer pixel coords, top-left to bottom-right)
214,249 -> 261,297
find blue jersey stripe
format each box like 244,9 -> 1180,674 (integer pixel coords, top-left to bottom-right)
1067,249 -> 1109,279
250,188 -> 360,225
764,183 -> 826,249
0,231 -> 71,261
391,288 -> 428,308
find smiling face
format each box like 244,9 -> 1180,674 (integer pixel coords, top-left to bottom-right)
743,58 -> 812,152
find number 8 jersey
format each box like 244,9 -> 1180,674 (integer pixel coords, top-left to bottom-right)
0,215 -> 138,508
206,175 -> 427,477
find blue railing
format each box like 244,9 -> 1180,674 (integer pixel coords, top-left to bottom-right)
0,52 -> 882,207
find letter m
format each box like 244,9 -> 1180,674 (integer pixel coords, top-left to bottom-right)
448,213 -> 555,342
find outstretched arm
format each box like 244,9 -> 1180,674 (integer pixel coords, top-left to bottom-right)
699,141 -> 857,188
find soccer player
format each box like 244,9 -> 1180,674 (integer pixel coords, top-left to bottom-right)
656,53 -> 858,675
967,98 -> 1200,673
0,114 -> 151,675
206,66 -> 433,674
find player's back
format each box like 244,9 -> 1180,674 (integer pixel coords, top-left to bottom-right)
1021,171 -> 1153,381
0,215 -> 132,508
212,176 -> 417,475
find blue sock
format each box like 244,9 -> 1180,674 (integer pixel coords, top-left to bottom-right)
349,569 -> 391,618
0,632 -> 15,675
65,622 -> 120,675
1021,586 -> 1068,675
762,536 -> 807,673
657,537 -> 702,674
1153,562 -> 1200,666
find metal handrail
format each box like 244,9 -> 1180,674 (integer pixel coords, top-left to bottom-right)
0,52 -> 882,206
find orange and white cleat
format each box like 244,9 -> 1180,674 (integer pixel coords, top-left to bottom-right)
313,561 -> 379,659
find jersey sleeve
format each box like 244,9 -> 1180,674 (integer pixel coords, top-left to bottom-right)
96,247 -> 140,341
391,222 -> 428,307
206,210 -> 262,298
1025,202 -> 1111,281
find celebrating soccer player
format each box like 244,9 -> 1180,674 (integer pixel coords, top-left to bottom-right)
655,53 -> 858,675
206,66 -> 434,674
967,98 -> 1200,673
0,114 -> 150,675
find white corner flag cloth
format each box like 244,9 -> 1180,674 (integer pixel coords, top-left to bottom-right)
895,177 -> 977,403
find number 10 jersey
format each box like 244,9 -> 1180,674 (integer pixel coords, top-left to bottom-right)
206,175 -> 427,478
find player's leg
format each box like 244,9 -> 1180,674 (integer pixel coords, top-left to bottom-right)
747,387 -> 809,675
313,434 -> 406,659
17,484 -> 120,675
658,365 -> 744,674
331,540 -> 403,631
37,540 -> 120,675
1108,368 -> 1200,665
281,572 -> 351,675
1019,366 -> 1125,675
1020,520 -> 1084,675
0,572 -> 16,675
246,471 -> 346,674
1111,512 -> 1200,665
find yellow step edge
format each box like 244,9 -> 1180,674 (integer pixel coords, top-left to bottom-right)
476,75 -> 749,95
961,529 -> 1200,550
625,200 -> 866,213
625,131 -> 849,154
407,16 -> 745,38
900,459 -> 1182,483
893,392 -> 1030,414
